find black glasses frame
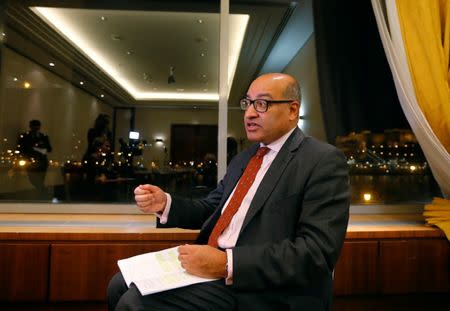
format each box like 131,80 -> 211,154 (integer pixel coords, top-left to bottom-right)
240,98 -> 294,113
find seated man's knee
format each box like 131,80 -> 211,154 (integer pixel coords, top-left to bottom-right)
108,272 -> 129,310
115,285 -> 145,311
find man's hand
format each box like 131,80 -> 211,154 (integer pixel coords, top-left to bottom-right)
178,245 -> 228,279
134,184 -> 167,214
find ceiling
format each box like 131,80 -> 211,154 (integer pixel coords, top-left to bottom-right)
3,0 -> 311,108
31,7 -> 249,101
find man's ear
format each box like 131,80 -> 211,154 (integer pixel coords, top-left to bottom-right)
289,101 -> 300,121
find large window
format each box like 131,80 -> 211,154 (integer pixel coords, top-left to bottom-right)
0,0 -> 292,207
0,0 -> 441,210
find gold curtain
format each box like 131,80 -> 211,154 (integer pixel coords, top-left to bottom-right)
424,197 -> 450,241
396,0 -> 450,153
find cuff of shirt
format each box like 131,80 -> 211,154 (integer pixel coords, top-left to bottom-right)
225,248 -> 233,285
154,193 -> 172,224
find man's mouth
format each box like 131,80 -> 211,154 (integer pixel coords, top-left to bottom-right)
246,122 -> 260,131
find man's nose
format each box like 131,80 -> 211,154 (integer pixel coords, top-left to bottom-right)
244,104 -> 259,118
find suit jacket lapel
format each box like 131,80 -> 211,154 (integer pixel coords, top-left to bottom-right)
240,128 -> 305,233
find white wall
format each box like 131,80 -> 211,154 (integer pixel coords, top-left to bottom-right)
283,33 -> 327,141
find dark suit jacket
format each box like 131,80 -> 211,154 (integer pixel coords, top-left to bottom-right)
158,128 -> 350,310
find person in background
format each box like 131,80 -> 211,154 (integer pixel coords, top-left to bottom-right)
17,119 -> 52,192
83,114 -> 114,181
108,73 -> 350,311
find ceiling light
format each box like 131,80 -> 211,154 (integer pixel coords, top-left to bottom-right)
24,82 -> 31,88
202,74 -> 207,78
49,62 -> 55,67
200,52 -> 206,57
100,94 -> 105,98
126,50 -> 133,55
1,32 -> 5,36
197,19 -> 203,24
135,92 -> 218,101
143,73 -> 152,81
79,81 -> 84,85
13,77 -> 18,81
110,34 -> 122,41
100,16 -> 107,21
168,66 -> 176,84
194,35 -> 208,43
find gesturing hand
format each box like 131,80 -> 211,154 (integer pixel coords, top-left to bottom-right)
178,244 -> 228,279
134,184 -> 167,214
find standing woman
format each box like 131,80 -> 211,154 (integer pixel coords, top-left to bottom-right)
83,114 -> 113,181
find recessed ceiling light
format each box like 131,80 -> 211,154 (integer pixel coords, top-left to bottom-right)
24,82 -> 31,88
197,19 -> 203,24
193,106 -> 197,109
100,16 -> 107,21
111,34 -> 122,41
100,94 -> 105,98
194,35 -> 208,43
126,50 -> 133,55
13,77 -> 18,81
49,62 -> 55,67
202,74 -> 207,78
1,33 -> 5,36
200,52 -> 206,57
79,81 -> 84,85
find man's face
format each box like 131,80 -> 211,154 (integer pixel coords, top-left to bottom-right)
30,125 -> 40,132
244,75 -> 298,145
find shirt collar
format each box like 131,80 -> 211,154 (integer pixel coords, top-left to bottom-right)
260,126 -> 297,153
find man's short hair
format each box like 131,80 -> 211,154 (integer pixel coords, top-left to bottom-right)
283,79 -> 302,103
29,119 -> 41,127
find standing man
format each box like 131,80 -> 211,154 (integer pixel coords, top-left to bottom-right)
108,73 -> 350,310
17,119 -> 52,193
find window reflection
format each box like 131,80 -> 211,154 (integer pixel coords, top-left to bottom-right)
336,129 -> 441,204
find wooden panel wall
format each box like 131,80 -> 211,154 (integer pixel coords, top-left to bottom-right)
333,241 -> 379,295
49,243 -> 179,301
380,239 -> 450,293
0,244 -> 50,301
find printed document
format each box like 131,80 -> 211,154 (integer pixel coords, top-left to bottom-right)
118,246 -> 218,295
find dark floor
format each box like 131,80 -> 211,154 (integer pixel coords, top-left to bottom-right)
2,294 -> 450,311
333,294 -> 450,311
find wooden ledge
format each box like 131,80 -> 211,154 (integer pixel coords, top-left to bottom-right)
0,213 -> 445,241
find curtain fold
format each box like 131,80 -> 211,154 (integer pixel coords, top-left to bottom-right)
371,0 -> 450,198
312,0 -> 408,143
396,0 -> 450,152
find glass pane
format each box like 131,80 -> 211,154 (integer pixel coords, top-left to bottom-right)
336,130 -> 441,204
0,0 -> 231,204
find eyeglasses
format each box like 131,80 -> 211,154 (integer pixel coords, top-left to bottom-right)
240,98 -> 294,113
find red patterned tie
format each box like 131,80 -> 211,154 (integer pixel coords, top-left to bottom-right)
208,147 -> 270,247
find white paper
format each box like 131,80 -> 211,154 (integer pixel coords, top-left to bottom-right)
117,246 -> 218,295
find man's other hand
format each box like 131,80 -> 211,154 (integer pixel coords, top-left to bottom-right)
178,245 -> 228,279
134,184 -> 167,214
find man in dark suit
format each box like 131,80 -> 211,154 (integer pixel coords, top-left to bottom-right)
17,119 -> 52,192
108,73 -> 350,310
